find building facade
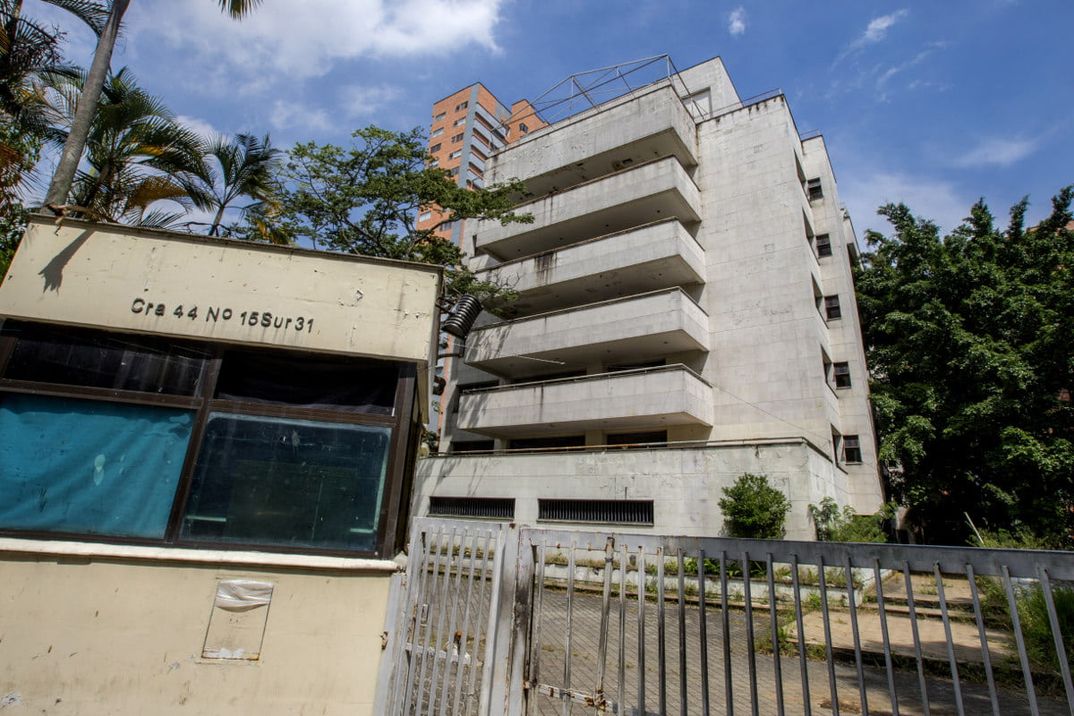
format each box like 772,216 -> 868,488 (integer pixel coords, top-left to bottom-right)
416,57 -> 884,539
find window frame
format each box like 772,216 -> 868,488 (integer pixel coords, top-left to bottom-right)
843,435 -> 863,464
833,361 -> 852,389
815,233 -> 832,258
0,323 -> 418,559
824,294 -> 842,320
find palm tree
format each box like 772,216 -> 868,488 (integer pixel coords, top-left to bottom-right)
46,67 -> 203,227
44,0 -> 261,211
186,132 -> 281,236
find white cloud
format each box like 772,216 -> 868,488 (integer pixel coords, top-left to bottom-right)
834,9 -> 909,65
130,0 -> 504,81
874,42 -> 946,101
727,7 -> 747,36
175,115 -> 219,139
953,137 -> 1039,168
270,101 -> 331,132
841,170 -> 969,237
339,85 -> 403,119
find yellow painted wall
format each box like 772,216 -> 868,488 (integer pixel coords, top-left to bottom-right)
0,549 -> 395,715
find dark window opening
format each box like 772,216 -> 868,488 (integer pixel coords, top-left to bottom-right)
508,435 -> 585,451
824,295 -> 842,320
606,359 -> 665,373
833,362 -> 851,388
816,233 -> 832,257
844,435 -> 863,464
807,178 -> 823,201
450,440 -> 495,453
510,369 -> 585,384
606,430 -> 668,448
538,499 -> 654,525
429,496 -> 514,520
831,427 -> 842,465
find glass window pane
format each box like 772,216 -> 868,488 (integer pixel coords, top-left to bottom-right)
0,393 -> 193,538
3,323 -> 207,396
180,413 -> 392,552
215,349 -> 398,415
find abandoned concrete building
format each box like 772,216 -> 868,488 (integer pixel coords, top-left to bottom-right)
415,56 -> 883,539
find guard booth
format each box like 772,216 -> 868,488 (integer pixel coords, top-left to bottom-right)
0,215 -> 440,714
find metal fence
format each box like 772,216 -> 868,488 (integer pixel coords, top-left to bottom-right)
382,518 -> 1074,715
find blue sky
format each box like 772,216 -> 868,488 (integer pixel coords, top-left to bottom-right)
27,0 -> 1074,238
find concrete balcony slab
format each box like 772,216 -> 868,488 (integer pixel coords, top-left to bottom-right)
456,364 -> 713,437
466,289 -> 708,378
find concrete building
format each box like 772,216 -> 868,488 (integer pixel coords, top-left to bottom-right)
416,56 -> 884,539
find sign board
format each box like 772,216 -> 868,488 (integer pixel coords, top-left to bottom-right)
0,217 -> 441,367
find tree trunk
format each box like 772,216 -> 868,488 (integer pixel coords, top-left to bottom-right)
43,0 -> 130,209
208,203 -> 227,236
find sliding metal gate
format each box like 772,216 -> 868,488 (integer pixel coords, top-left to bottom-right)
382,517 -> 1074,715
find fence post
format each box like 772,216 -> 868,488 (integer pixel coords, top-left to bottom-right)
480,522 -> 522,715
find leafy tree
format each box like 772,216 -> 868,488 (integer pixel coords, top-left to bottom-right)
268,126 -> 531,302
183,132 -> 282,236
45,67 -> 202,226
44,0 -> 260,210
808,497 -> 890,543
856,188 -> 1074,545
718,473 -> 791,539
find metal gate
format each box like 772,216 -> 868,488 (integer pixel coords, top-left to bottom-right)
383,517 -> 1074,715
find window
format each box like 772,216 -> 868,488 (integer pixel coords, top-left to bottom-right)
843,435 -> 863,464
455,100 -> 468,111
428,142 -> 441,153
0,322 -> 409,556
451,133 -> 464,143
831,428 -> 842,465
606,430 -> 667,448
824,295 -> 842,320
807,178 -> 823,201
816,234 -> 832,257
433,111 -> 446,121
431,127 -> 443,137
448,150 -> 462,159
468,162 -> 483,178
418,211 -> 432,222
538,499 -> 654,525
449,167 -> 460,176
821,351 -> 832,388
470,145 -> 488,162
449,440 -> 495,454
429,159 -> 439,168
453,117 -> 466,127
833,362 -> 851,388
429,496 -> 513,520
519,122 -> 529,134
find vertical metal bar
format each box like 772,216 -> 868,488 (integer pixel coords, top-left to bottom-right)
563,541 -> 577,716
438,529 -> 475,716
964,564 -> 1000,716
817,557 -> 840,716
451,529 -> 485,715
1038,567 -> 1074,714
476,526 -> 508,716
720,551 -> 734,716
742,551 -> 759,716
767,554 -> 786,716
467,529 -> 495,713
618,544 -> 627,715
791,556 -> 811,716
527,543 -> 547,709
1003,564 -> 1041,716
902,562 -> 931,716
595,538 -> 615,702
638,549 -> 648,712
433,528 -> 469,716
409,526 -> 449,715
403,525 -> 441,715
873,560 -> 900,716
657,546 -> 667,716
846,556 -> 870,716
678,548 -> 688,716
394,523 -> 433,715
933,564 -> 965,716
421,526 -> 459,715
699,550 -> 711,716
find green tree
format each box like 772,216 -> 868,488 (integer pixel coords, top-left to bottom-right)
856,188 -> 1074,545
44,0 -> 260,210
45,67 -> 202,226
184,132 -> 282,236
269,126 -> 531,302
718,473 -> 791,539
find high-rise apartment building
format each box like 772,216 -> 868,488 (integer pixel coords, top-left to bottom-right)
416,57 -> 884,539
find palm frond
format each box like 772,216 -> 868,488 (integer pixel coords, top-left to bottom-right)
39,0 -> 110,36
217,0 -> 262,19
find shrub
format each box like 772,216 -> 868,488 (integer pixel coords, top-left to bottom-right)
808,497 -> 891,543
719,473 -> 790,539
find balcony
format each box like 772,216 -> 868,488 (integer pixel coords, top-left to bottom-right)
473,156 -> 701,260
478,219 -> 704,316
466,289 -> 708,378
456,364 -> 713,438
487,83 -> 697,199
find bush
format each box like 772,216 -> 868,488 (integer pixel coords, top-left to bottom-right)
808,497 -> 891,543
719,473 -> 790,539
